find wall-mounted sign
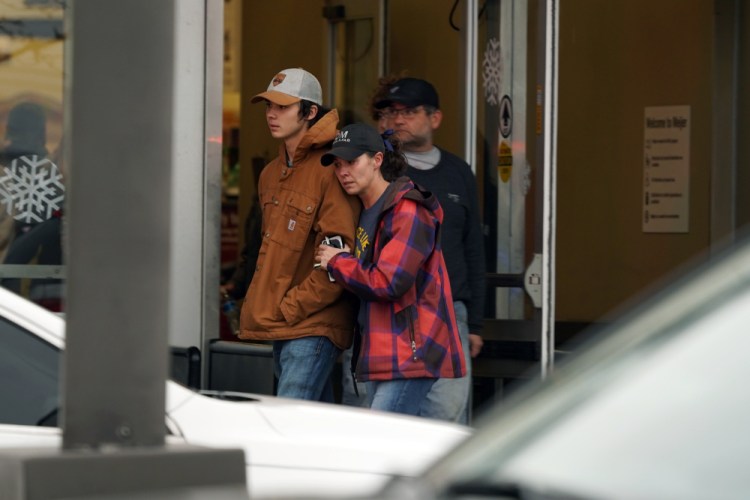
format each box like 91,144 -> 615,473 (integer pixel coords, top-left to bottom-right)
499,95 -> 512,138
498,141 -> 512,183
642,105 -> 690,233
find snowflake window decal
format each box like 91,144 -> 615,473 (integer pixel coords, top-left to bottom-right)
482,38 -> 502,106
0,156 -> 65,224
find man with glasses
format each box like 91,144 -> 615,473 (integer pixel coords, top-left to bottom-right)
375,78 -> 485,424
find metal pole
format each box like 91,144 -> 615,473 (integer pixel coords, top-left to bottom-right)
63,0 -> 178,448
462,0 -> 478,170
539,0 -> 559,377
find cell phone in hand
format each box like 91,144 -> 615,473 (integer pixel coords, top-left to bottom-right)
323,235 -> 343,249
322,235 -> 343,281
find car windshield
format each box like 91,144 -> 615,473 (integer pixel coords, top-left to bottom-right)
422,242 -> 750,500
493,289 -> 750,499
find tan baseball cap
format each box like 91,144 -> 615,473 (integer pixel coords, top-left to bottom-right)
251,68 -> 323,106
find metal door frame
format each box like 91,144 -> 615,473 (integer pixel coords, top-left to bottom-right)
462,0 -> 558,378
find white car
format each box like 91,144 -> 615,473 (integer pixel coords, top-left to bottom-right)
0,287 -> 470,498
378,239 -> 750,499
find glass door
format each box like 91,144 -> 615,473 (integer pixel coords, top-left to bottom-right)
0,0 -> 66,312
472,0 -> 558,400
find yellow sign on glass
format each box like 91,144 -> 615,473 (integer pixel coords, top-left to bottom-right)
498,141 -> 512,183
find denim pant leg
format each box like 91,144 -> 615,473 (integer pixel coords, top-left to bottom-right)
366,378 -> 436,416
273,336 -> 340,402
420,301 -> 472,424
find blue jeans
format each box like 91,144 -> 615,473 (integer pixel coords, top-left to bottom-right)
420,301 -> 472,424
273,336 -> 340,402
365,378 -> 436,416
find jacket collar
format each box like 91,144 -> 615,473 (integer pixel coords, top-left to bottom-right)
384,176 -> 442,220
278,109 -> 339,166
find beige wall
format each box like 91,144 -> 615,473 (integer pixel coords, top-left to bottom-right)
238,1 -> 329,228
387,0 -> 465,155
555,0 -> 715,321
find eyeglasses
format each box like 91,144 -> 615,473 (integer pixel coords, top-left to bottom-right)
380,106 -> 424,119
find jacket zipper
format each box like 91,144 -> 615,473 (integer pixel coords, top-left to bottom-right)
406,307 -> 418,361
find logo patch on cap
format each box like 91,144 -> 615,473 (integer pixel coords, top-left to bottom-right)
333,130 -> 350,144
272,73 -> 286,86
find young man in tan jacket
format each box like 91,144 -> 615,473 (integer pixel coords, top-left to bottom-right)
238,68 -> 360,402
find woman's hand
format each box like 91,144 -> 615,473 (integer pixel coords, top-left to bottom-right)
469,334 -> 484,358
315,242 -> 350,270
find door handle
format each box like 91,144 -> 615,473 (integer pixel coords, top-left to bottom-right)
524,253 -> 543,308
485,252 -> 543,308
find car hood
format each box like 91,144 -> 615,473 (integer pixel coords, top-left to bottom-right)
166,384 -> 470,477
0,286 -> 471,498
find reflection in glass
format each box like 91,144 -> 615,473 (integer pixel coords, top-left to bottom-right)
0,1 -> 65,311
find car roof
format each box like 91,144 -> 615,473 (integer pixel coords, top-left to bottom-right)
0,286 -> 64,348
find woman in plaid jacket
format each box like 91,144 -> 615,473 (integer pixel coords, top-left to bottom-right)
316,122 -> 465,416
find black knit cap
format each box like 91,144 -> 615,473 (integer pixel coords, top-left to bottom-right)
374,78 -> 440,109
321,123 -> 384,166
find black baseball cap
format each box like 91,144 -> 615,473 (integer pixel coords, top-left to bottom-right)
374,77 -> 440,109
321,123 -> 384,166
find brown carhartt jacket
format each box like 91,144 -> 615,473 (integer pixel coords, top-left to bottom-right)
238,109 -> 360,349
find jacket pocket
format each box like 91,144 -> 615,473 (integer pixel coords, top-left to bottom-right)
396,304 -> 420,362
277,191 -> 317,251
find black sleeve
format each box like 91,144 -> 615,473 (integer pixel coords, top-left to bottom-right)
229,202 -> 263,299
463,165 -> 486,334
